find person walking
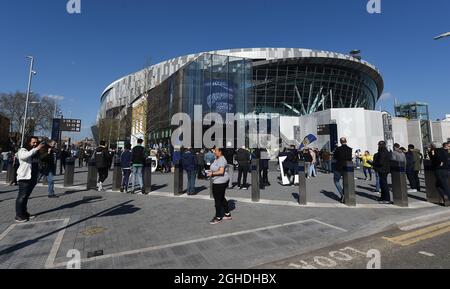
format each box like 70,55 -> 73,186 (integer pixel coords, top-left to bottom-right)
360,151 -> 374,181
39,140 -> 58,198
321,149 -> 331,173
391,143 -> 406,166
429,142 -> 450,206
204,149 -> 215,171
372,141 -> 392,204
333,137 -> 353,203
10,150 -> 19,186
196,149 -> 205,179
59,146 -> 69,175
236,146 -> 251,190
130,139 -> 145,194
308,148 -> 317,178
15,137 -> 45,223
182,147 -> 197,195
259,148 -> 270,187
120,143 -> 132,193
95,141 -> 111,192
207,147 -> 232,225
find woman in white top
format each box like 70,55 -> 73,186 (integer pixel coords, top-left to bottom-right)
207,147 -> 232,225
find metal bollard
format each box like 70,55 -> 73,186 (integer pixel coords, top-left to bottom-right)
87,159 -> 98,190
112,156 -> 121,192
64,157 -> 75,187
144,157 -> 152,193
390,160 -> 408,207
342,161 -> 356,206
297,161 -> 307,205
251,159 -> 260,202
6,162 -> 14,184
173,159 -> 183,196
423,159 -> 441,204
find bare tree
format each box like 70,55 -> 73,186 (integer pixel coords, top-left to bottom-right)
0,92 -> 61,146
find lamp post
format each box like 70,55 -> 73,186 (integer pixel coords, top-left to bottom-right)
434,32 -> 450,40
20,56 -> 37,148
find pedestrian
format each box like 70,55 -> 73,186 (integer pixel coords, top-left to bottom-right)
130,139 -> 145,194
207,147 -> 232,225
372,141 -> 392,204
39,140 -> 58,198
78,148 -> 85,167
355,149 -> 361,169
0,147 -> 3,172
333,137 -> 353,203
120,143 -> 132,193
321,149 -> 331,173
308,148 -> 317,178
95,141 -> 111,192
391,143 -> 406,166
223,146 -> 235,189
429,142 -> 450,206
10,150 -> 19,186
236,146 -> 251,190
259,148 -> 270,187
59,146 -> 69,175
204,149 -> 215,171
406,144 -> 422,192
196,149 -> 206,179
15,136 -> 45,223
182,147 -> 197,195
360,151 -> 374,181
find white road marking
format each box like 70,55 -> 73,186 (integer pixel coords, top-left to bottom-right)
418,251 -> 435,257
49,218 -> 347,268
0,218 -> 70,269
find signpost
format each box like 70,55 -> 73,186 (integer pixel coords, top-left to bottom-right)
51,118 -> 82,147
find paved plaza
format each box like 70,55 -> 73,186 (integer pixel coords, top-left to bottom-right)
0,165 -> 448,269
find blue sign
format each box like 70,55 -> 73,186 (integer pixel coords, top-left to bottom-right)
299,134 -> 318,150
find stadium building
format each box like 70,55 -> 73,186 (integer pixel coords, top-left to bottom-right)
97,48 -> 384,148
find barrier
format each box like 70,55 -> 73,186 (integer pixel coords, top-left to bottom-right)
423,159 -> 441,204
87,159 -> 98,190
390,160 -> 408,207
297,161 -> 307,205
64,157 -> 75,187
251,159 -> 260,202
112,156 -> 121,192
144,157 -> 152,193
342,161 -> 356,206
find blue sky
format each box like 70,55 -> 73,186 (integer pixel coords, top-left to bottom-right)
1,0 -> 449,140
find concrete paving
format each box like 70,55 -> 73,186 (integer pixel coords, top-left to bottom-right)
0,165 -> 448,269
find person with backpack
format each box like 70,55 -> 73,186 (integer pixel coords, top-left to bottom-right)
130,139 -> 146,194
95,141 -> 111,192
120,143 -> 132,193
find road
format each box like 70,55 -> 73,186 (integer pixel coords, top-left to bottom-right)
257,219 -> 450,269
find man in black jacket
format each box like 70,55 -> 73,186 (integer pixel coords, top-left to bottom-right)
372,141 -> 392,204
333,137 -> 353,203
39,140 -> 58,198
236,146 -> 251,190
130,139 -> 146,194
95,141 -> 111,192
430,142 -> 450,206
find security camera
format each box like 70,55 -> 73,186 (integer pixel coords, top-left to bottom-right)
32,71 -> 37,75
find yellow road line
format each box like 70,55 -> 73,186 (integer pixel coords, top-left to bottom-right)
383,221 -> 450,246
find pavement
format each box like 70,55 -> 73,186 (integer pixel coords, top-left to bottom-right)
0,164 -> 449,269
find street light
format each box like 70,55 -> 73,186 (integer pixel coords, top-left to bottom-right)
434,32 -> 450,40
20,56 -> 37,148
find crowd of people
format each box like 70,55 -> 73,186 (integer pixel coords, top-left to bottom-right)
2,135 -> 449,224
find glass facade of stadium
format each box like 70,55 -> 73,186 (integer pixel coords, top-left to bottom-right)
146,54 -> 381,146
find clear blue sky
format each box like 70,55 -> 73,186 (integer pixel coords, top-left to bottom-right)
1,0 -> 449,140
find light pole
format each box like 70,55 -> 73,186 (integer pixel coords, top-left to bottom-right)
20,56 -> 37,148
434,32 -> 450,40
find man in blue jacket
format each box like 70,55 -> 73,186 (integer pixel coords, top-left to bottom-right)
182,147 -> 197,195
120,143 -> 132,193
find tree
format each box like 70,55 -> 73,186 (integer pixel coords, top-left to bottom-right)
0,92 -> 61,147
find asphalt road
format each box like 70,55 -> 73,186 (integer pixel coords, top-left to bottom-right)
257,219 -> 450,269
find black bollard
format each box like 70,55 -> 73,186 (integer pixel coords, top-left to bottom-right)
251,159 -> 260,202
297,161 -> 307,205
64,157 -> 75,187
173,159 -> 183,196
342,161 -> 356,206
87,158 -> 98,190
390,160 -> 408,207
144,157 -> 152,193
423,159 -> 441,204
6,162 -> 14,184
112,156 -> 121,192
